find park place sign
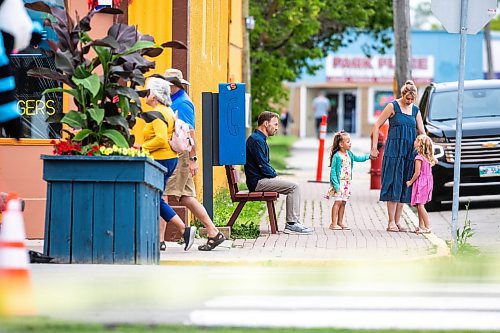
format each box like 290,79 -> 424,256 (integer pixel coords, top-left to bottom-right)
431,0 -> 498,34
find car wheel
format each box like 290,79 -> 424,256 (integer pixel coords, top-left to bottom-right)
425,200 -> 442,212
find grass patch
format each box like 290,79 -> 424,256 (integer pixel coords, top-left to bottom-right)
3,317 -> 497,333
446,202 -> 481,257
267,135 -> 297,172
195,187 -> 265,239
199,135 -> 295,239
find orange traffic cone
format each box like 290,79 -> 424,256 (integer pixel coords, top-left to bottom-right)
0,193 -> 36,316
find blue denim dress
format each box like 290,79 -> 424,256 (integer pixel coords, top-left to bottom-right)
380,100 -> 419,203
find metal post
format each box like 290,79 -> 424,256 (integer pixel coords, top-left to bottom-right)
451,0 -> 468,253
202,92 -> 215,220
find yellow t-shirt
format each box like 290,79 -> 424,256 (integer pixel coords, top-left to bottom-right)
141,105 -> 178,160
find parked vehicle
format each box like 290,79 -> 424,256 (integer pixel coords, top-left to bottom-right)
419,79 -> 500,210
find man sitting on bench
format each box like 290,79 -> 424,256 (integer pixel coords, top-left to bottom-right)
245,111 -> 313,235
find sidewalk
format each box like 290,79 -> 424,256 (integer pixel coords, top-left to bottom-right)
26,136 -> 449,263
155,135 -> 449,264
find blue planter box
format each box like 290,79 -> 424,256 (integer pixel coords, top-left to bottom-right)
41,155 -> 167,265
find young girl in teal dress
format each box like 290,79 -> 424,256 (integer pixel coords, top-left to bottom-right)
326,131 -> 370,230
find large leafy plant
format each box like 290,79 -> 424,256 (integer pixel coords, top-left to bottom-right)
26,1 -> 185,148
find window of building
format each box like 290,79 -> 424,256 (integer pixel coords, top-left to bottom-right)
1,0 -> 65,139
368,89 -> 395,124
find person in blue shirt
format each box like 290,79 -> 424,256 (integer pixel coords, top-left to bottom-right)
164,68 -> 225,251
245,111 -> 313,235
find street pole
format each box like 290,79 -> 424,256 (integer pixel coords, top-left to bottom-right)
392,0 -> 412,94
485,22 -> 495,79
451,0 -> 469,254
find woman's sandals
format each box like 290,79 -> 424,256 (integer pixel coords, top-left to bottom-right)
386,223 -> 408,232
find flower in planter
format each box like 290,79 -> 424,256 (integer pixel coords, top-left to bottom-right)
51,139 -> 150,157
26,1 -> 186,151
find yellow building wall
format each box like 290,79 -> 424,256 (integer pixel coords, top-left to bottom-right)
190,0 -> 233,199
128,0 -> 173,74
229,0 -> 243,82
128,0 -> 173,145
130,0 -> 244,201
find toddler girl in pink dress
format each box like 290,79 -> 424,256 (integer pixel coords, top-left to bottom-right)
406,134 -> 436,234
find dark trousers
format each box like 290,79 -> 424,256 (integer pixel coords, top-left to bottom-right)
157,157 -> 179,222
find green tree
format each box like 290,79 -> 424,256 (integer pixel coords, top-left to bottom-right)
490,15 -> 500,31
249,0 -> 393,121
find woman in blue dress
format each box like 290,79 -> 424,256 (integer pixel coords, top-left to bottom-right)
370,80 -> 425,232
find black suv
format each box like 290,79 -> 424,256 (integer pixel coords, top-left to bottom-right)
419,79 -> 500,209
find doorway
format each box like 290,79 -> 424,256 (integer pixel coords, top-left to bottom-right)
325,90 -> 357,135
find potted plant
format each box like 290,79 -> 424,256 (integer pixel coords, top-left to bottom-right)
25,1 -> 186,264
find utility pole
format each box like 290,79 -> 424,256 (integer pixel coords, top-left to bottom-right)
485,22 -> 495,79
393,0 -> 412,96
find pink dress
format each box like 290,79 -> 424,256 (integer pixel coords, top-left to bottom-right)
411,154 -> 433,205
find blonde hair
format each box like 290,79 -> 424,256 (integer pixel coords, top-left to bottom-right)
328,130 -> 349,166
400,79 -> 417,99
415,134 -> 436,166
146,77 -> 172,106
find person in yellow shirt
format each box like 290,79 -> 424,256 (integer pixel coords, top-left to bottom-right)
141,77 -> 196,251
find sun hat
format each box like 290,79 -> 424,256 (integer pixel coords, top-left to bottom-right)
146,77 -> 172,106
164,68 -> 190,85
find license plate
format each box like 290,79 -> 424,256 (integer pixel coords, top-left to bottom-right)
479,165 -> 500,177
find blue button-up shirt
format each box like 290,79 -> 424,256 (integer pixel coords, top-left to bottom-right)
245,129 -> 278,191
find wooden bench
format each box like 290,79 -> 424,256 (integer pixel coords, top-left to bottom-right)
225,165 -> 279,234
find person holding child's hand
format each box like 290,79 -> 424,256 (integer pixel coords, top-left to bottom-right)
326,131 -> 370,231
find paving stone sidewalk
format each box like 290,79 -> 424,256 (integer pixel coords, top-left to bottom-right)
159,136 -> 449,263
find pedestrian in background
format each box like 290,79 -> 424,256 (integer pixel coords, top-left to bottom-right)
141,77 -> 196,251
164,68 -> 225,251
326,131 -> 370,230
245,111 -> 313,235
370,80 -> 425,233
406,134 -> 436,234
312,91 -> 329,138
280,108 -> 291,135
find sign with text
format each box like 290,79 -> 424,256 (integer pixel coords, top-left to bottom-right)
10,54 -> 63,139
326,55 -> 435,83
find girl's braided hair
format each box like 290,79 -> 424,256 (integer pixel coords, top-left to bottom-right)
328,130 -> 349,167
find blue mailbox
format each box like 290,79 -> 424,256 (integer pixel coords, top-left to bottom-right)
218,83 -> 246,165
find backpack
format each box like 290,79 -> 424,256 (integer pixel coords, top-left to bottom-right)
169,111 -> 193,153
138,110 -> 193,153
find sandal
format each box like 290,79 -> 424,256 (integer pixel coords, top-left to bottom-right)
198,232 -> 226,251
329,224 -> 342,230
386,223 -> 399,232
338,224 -> 350,230
395,223 -> 408,232
160,241 -> 166,251
414,227 -> 431,234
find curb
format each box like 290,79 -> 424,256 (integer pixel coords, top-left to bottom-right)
160,254 -> 450,267
402,204 -> 451,258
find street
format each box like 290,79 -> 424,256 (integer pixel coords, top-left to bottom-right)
428,196 -> 500,254
25,261 -> 500,329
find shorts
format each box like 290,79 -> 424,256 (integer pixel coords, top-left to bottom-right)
333,196 -> 349,201
165,152 -> 196,199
